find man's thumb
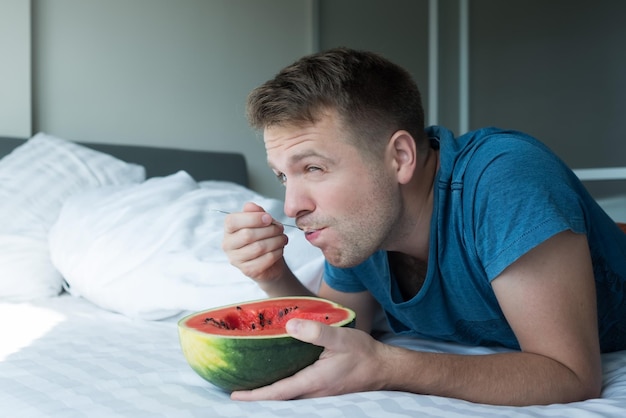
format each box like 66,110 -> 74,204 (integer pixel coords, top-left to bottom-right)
286,318 -> 331,347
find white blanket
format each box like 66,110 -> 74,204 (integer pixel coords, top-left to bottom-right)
49,171 -> 324,319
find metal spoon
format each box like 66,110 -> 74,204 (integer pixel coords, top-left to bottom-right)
211,209 -> 300,229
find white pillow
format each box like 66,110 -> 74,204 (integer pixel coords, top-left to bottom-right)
49,172 -> 324,320
0,133 -> 145,301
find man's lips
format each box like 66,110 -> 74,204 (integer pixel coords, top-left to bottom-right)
303,228 -> 323,242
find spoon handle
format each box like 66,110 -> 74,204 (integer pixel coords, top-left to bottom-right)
211,209 -> 299,229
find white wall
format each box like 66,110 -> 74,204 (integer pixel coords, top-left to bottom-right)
31,0 -> 317,199
0,0 -> 31,138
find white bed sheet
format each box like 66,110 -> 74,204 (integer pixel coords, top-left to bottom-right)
2,294 -> 626,418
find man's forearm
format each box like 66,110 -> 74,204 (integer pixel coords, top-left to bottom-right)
380,346 -> 601,406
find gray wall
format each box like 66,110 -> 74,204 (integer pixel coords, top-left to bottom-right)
2,0 -> 624,199
318,0 -> 430,122
319,0 -> 626,198
0,0 -> 31,137
469,0 -> 626,197
31,0 -> 316,199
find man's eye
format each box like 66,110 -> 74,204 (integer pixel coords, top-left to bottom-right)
307,166 -> 321,173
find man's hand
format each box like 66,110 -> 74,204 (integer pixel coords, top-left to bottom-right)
222,202 -> 288,283
221,202 -> 312,297
230,319 -> 388,401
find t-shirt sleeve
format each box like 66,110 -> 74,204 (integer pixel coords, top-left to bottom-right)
463,136 -> 587,281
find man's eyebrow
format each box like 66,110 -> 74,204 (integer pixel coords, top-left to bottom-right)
268,150 -> 336,171
287,150 -> 325,164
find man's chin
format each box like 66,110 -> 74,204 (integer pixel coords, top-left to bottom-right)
322,251 -> 369,269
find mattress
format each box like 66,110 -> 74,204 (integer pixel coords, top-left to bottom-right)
2,294 -> 626,418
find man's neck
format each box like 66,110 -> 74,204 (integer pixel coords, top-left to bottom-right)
390,147 -> 440,262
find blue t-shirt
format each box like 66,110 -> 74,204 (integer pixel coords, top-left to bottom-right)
324,126 -> 626,352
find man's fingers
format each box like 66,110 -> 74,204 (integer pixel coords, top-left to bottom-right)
230,375 -> 310,401
242,201 -> 264,212
231,320 -> 373,401
242,202 -> 275,226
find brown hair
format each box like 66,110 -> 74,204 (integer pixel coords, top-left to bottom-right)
246,47 -> 427,156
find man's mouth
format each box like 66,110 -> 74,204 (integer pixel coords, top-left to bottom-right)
303,228 -> 323,242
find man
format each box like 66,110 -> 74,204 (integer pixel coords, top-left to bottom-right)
222,47 -> 626,405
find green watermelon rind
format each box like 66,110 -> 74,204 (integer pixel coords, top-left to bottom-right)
177,296 -> 356,392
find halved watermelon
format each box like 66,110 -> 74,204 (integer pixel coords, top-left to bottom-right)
178,296 -> 356,392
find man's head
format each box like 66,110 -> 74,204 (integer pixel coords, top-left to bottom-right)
247,47 -> 427,159
246,49 -> 433,268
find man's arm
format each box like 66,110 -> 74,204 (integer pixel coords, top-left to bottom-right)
222,202 -> 313,296
232,230 -> 603,405
381,229 -> 602,405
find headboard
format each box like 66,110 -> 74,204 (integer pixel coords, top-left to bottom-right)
0,136 -> 249,186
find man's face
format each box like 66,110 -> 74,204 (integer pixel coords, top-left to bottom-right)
264,110 -> 401,268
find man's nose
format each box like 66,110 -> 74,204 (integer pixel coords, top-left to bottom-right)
283,182 -> 309,219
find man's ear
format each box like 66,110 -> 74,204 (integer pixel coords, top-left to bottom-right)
387,130 -> 417,185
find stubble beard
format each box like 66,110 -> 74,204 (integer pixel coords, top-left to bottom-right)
322,174 -> 402,269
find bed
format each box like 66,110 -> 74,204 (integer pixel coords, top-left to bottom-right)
1,133 -> 625,418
